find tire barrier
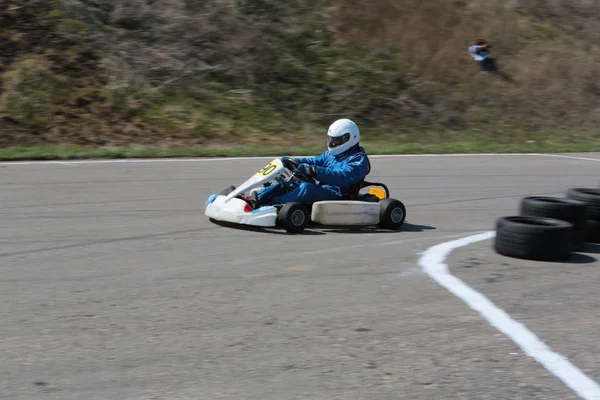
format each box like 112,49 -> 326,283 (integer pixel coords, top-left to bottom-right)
494,216 -> 572,261
586,219 -> 600,243
566,188 -> 600,245
493,187 -> 600,261
519,196 -> 587,251
566,188 -> 600,220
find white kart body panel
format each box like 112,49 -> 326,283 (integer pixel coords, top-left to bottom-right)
205,157 -> 394,229
224,158 -> 288,203
205,195 -> 278,227
311,201 -> 380,226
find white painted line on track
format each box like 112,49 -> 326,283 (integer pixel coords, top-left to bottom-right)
419,231 -> 600,400
1,152 -> 599,166
532,154 -> 600,162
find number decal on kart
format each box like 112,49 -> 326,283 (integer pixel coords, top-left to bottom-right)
258,162 -> 277,177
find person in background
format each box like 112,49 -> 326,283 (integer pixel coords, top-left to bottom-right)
468,38 -> 497,73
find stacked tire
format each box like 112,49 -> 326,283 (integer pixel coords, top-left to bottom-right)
519,196 -> 587,251
494,215 -> 574,261
494,188 -> 600,261
566,188 -> 600,244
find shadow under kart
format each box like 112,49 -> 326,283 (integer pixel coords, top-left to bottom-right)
208,218 -> 434,235
205,157 -> 409,234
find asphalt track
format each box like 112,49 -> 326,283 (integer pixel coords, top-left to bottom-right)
1,153 -> 600,400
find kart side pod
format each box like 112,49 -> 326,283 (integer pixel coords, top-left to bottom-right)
311,201 -> 382,226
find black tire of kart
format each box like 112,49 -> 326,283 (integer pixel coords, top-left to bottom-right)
586,219 -> 600,243
494,216 -> 573,261
277,202 -> 309,233
519,196 -> 587,251
566,188 -> 600,220
379,198 -> 406,230
219,185 -> 235,196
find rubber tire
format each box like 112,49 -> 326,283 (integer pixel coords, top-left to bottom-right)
566,188 -> 600,220
519,196 -> 587,251
586,219 -> 600,243
379,198 -> 406,230
494,216 -> 573,261
220,185 -> 235,196
277,202 -> 309,233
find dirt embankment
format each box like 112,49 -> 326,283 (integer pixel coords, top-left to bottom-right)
1,0 -> 600,148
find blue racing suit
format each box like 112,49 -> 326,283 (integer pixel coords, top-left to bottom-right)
256,144 -> 371,206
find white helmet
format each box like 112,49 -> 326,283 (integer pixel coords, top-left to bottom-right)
327,118 -> 360,156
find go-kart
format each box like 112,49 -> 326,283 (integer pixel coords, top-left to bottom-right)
204,157 -> 406,233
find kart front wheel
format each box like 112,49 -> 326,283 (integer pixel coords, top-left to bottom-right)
220,185 -> 236,196
379,198 -> 406,230
277,202 -> 309,233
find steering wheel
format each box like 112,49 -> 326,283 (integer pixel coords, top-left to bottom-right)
281,157 -> 299,171
281,157 -> 316,184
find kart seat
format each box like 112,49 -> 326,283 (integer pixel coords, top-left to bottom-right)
342,154 -> 391,202
345,179 -> 390,202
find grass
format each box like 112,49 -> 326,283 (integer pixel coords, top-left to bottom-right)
2,137 -> 599,161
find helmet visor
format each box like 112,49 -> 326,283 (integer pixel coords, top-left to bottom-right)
328,132 -> 350,148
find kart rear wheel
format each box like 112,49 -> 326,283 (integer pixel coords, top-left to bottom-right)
277,202 -> 309,233
379,198 -> 406,230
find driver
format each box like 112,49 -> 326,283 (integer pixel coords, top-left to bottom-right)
249,118 -> 371,209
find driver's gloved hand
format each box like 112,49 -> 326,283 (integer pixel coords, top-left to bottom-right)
296,163 -> 316,178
